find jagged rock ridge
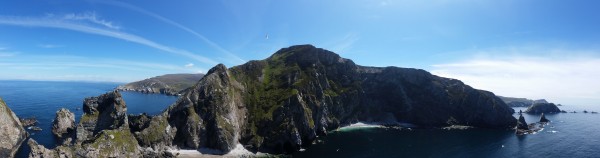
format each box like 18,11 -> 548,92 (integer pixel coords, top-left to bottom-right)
117,73 -> 205,96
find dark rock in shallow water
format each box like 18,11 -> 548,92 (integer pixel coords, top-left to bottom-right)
539,113 -> 550,122
163,45 -> 517,154
0,97 -> 28,158
583,110 -> 588,113
525,103 -> 561,114
561,110 -> 567,113
20,117 -> 38,127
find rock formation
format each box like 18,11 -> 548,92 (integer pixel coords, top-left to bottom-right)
52,108 -> 75,144
516,114 -> 529,130
19,117 -> 37,127
539,113 -> 549,122
30,91 -> 142,158
525,103 -> 561,114
0,97 -> 28,158
117,73 -> 204,96
157,45 -> 517,154
27,139 -> 73,158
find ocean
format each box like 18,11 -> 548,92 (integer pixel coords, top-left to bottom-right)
1,80 -> 599,158
0,80 -> 178,158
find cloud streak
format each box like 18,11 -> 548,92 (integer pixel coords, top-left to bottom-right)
96,0 -> 246,64
431,48 -> 600,106
0,15 -> 218,65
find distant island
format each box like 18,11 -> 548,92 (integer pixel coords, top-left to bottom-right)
116,73 -> 204,96
2,45 -> 520,157
498,96 -> 549,107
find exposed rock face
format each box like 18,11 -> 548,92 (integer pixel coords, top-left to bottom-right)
76,90 -> 129,144
525,103 -> 561,114
539,113 -> 549,122
52,108 -> 75,141
73,90 -> 140,157
0,97 -> 27,158
117,73 -> 205,96
27,139 -> 74,158
161,45 -> 517,154
28,91 -> 142,158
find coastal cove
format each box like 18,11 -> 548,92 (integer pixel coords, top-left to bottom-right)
0,80 -> 178,158
295,109 -> 600,157
1,80 -> 599,157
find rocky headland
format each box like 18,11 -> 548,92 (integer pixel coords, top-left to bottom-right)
0,97 -> 28,158
116,73 -> 204,96
525,103 -> 561,114
157,45 -> 516,154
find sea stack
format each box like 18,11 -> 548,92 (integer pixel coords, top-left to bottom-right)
52,108 -> 76,144
0,97 -> 28,158
539,113 -> 550,122
517,114 -> 529,130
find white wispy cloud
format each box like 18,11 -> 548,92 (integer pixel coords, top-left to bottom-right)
0,14 -> 218,65
328,33 -> 360,53
96,0 -> 246,64
430,47 -> 600,106
60,12 -> 120,30
184,63 -> 194,68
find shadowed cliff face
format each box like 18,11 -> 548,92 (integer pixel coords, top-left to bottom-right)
163,45 -> 517,154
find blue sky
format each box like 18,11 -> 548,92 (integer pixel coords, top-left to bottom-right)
1,0 -> 599,105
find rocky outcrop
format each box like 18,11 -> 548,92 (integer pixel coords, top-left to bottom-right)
27,139 -> 74,158
28,91 -> 143,158
516,114 -> 528,130
539,113 -> 549,122
76,90 -> 129,144
0,97 -> 27,158
158,45 -> 517,154
20,117 -> 37,127
74,90 -> 140,157
525,103 -> 561,114
117,73 -> 204,96
52,108 -> 75,143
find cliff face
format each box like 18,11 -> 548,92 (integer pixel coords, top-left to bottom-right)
117,73 -> 205,95
0,97 -> 27,158
498,96 -> 548,107
160,45 -> 517,154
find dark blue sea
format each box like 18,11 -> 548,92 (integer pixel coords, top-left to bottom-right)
1,80 -> 599,158
0,80 -> 178,158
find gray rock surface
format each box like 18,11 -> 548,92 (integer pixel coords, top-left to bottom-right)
27,139 -> 74,158
52,108 -> 75,140
525,103 -> 561,114
0,97 -> 27,158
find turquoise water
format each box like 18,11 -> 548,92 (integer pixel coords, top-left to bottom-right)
0,80 -> 178,158
1,80 -> 599,158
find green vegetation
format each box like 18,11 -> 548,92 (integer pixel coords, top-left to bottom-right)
88,129 -> 139,157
